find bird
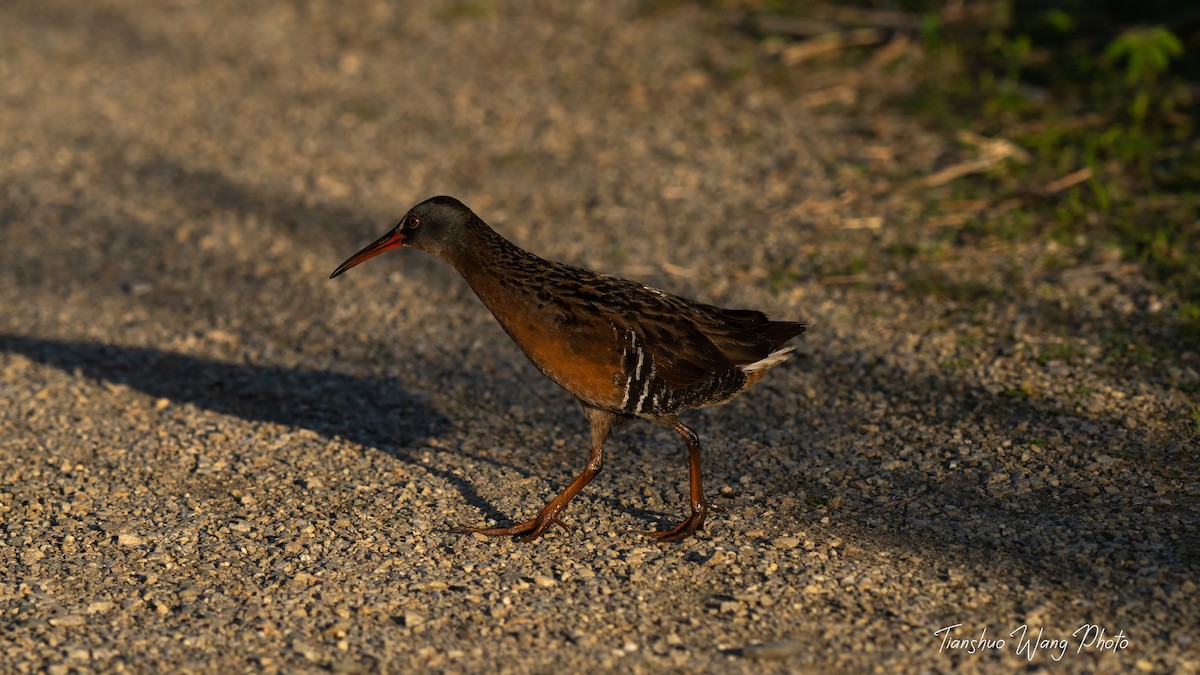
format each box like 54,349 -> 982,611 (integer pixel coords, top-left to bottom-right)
330,196 -> 805,542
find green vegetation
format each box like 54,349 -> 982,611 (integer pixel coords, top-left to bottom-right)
1035,341 -> 1084,365
940,357 -> 973,372
908,2 -> 1197,337
739,1 -> 1199,344
767,265 -> 801,291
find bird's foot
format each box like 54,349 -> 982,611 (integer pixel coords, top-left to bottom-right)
456,514 -> 569,543
641,501 -> 712,543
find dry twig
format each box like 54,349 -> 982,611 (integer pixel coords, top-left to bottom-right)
781,28 -> 887,65
914,132 -> 1030,188
1044,167 -> 1093,194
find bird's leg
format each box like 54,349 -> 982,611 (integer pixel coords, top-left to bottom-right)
643,420 -> 714,543
458,445 -> 603,542
458,404 -> 616,543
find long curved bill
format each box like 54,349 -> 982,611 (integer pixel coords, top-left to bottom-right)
329,228 -> 404,278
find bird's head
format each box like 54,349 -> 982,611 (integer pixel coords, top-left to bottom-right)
329,196 -> 476,278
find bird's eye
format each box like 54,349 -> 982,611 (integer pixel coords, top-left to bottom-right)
408,216 -> 420,229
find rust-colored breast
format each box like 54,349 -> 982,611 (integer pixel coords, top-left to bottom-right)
471,276 -> 626,410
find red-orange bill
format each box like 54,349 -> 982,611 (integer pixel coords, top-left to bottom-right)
329,229 -> 404,278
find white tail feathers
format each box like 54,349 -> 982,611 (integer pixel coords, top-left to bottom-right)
740,345 -> 796,374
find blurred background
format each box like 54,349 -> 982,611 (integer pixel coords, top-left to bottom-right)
3,0 -> 1197,356
1,0 -> 1197,671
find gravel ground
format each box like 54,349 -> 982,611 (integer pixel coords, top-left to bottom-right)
1,0 -> 1197,672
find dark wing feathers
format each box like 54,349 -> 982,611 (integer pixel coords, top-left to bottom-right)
604,281 -> 804,389
693,306 -> 806,362
756,318 -> 808,349
536,258 -> 804,390
637,313 -> 728,388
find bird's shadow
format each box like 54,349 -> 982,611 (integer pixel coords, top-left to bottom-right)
0,333 -> 526,525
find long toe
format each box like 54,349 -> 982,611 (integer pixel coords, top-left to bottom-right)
457,514 -> 569,542
456,520 -> 539,538
641,509 -> 709,543
517,516 -> 570,543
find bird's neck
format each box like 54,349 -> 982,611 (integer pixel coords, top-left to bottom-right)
447,221 -> 545,300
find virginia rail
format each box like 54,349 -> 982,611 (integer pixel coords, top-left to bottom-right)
330,196 -> 805,542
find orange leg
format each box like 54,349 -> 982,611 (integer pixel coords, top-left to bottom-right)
642,420 -> 714,542
458,444 -> 604,543
460,404 -> 617,542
